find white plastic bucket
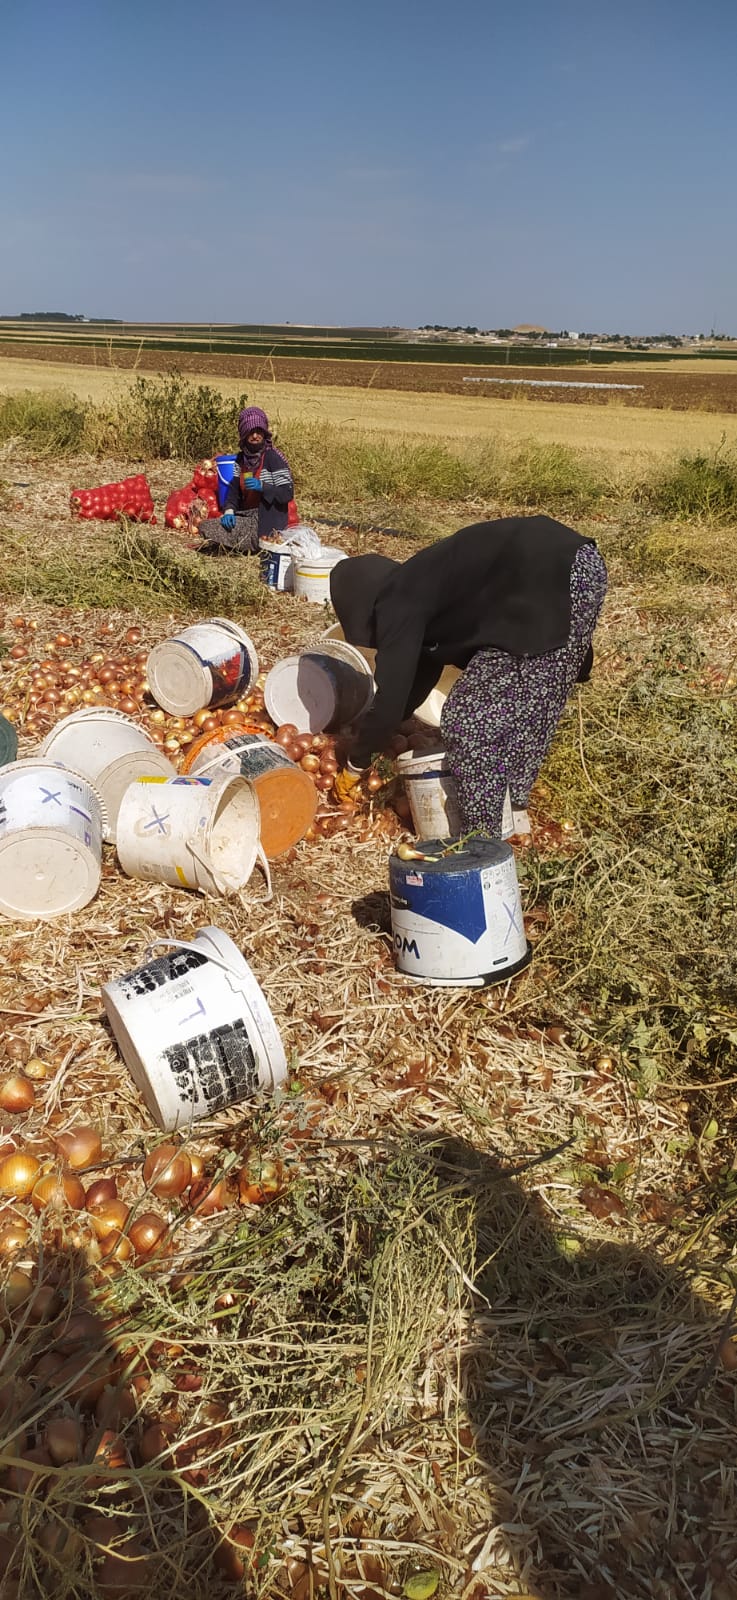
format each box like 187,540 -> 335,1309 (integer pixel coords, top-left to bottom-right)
322,623 -> 460,728
102,924 -> 288,1131
40,708 -> 176,844
293,546 -> 346,605
264,639 -> 374,733
389,837 -> 531,988
116,774 -> 268,896
259,543 -> 294,592
397,747 -> 514,840
189,733 -> 317,857
146,618 -> 259,717
0,760 -> 105,920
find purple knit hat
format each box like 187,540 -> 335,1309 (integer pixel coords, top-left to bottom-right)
238,406 -> 271,446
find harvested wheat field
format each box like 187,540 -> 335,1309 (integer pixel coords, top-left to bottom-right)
0,425 -> 736,1600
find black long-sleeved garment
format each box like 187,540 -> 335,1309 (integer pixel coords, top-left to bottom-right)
330,516 -> 598,768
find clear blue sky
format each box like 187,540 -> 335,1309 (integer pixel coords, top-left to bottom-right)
0,0 -> 734,332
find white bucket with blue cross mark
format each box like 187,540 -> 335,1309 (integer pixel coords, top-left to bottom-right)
389,836 -> 531,987
102,924 -> 287,1130
0,759 -> 105,920
116,773 -> 269,898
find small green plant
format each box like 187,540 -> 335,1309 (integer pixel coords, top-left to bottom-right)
108,374 -> 248,460
643,439 -> 737,521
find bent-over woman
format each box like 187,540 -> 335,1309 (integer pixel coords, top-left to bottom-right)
198,406 -> 294,554
329,515 -> 607,837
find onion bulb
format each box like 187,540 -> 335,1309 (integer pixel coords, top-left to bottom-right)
0,1151 -> 41,1198
0,1219 -> 30,1256
45,1417 -> 83,1465
128,1212 -> 168,1257
55,1126 -> 102,1169
142,1145 -> 191,1199
0,1075 -> 35,1114
275,723 -> 298,748
31,1171 -> 86,1213
188,1177 -> 230,1215
85,1178 -> 118,1211
89,1199 -> 130,1239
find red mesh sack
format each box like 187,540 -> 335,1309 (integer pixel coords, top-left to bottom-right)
70,475 -> 155,523
165,486 -> 198,529
191,460 -> 219,493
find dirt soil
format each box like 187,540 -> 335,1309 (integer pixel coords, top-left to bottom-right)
3,340 -> 737,411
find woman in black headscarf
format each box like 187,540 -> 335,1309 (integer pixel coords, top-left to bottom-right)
330,515 -> 607,837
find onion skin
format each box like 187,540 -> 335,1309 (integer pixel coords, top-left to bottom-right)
188,1177 -> 231,1215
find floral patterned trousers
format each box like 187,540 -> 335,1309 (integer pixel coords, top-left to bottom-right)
440,544 -> 608,837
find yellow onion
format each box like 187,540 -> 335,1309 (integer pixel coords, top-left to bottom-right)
0,1076 -> 35,1114
89,1199 -> 130,1240
23,1058 -> 48,1082
45,1417 -> 83,1465
55,1125 -> 102,1169
128,1212 -> 168,1258
85,1177 -> 118,1211
31,1171 -> 86,1214
0,1151 -> 41,1198
142,1145 -> 191,1199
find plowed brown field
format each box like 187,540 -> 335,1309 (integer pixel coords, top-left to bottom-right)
2,339 -> 737,411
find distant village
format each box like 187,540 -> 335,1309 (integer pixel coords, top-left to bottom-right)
411,324 -> 735,351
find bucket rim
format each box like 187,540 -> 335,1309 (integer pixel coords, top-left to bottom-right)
0,758 -> 108,830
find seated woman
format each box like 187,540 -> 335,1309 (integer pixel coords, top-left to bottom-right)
329,515 -> 607,838
198,406 -> 294,554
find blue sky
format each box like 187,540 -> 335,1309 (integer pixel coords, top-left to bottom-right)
0,0 -> 734,331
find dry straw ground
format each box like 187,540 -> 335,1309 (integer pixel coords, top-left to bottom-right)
0,378 -> 736,1600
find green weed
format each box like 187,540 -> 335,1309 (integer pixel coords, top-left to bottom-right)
642,440 -> 737,521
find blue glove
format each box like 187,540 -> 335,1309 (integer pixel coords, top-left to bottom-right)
220,510 -> 236,531
243,475 -> 262,492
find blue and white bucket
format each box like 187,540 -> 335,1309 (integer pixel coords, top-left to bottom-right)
259,542 -> 294,592
215,453 -> 238,509
389,836 -> 531,987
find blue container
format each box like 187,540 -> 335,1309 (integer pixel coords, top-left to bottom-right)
215,453 -> 238,510
389,836 -> 531,987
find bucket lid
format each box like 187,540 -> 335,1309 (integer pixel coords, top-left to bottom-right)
391,836 -> 511,873
0,715 -> 18,767
146,640 -> 213,716
0,829 -> 101,918
263,655 -> 337,734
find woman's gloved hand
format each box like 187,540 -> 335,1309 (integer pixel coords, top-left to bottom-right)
333,764 -> 363,804
243,475 -> 262,492
220,510 -> 236,531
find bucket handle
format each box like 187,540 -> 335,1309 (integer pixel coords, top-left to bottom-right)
186,837 -> 272,902
146,935 -> 254,984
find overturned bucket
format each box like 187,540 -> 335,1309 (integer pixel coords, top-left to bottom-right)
264,639 -> 374,734
0,760 -> 105,920
147,618 -> 259,717
187,732 -> 317,857
397,747 -> 514,841
40,707 -> 176,843
102,925 -> 288,1131
389,836 -> 531,988
116,773 -> 268,896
